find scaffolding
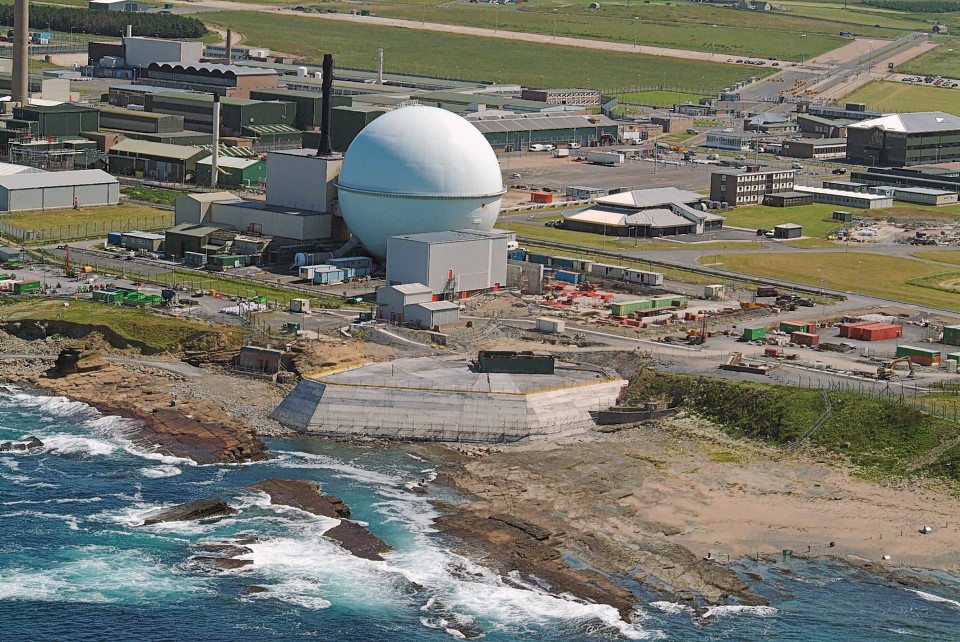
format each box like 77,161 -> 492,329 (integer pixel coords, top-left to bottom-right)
8,138 -> 104,171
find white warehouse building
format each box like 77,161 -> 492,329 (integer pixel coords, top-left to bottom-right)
385,229 -> 512,298
0,170 -> 120,212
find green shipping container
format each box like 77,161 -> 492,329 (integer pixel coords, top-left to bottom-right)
780,321 -> 809,334
253,295 -> 267,304
742,327 -> 766,341
944,324 -> 960,346
13,281 -> 41,294
946,352 -> 960,363
610,300 -> 651,316
896,345 -> 941,365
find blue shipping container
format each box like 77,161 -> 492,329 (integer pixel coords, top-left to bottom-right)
555,270 -> 581,284
328,256 -> 374,269
527,253 -> 551,266
107,232 -> 123,246
507,249 -> 527,261
312,267 -> 348,284
552,257 -> 576,270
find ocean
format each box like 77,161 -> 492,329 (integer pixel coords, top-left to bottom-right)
1,388 -> 958,641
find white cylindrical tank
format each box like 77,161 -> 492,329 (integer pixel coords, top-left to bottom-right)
314,72 -> 322,79
297,66 -> 308,77
336,105 -> 505,259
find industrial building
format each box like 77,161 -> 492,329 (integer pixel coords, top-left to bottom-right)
851,166 -> 960,193
744,113 -> 798,135
466,112 -> 620,151
385,229 -> 511,298
563,187 -> 721,237
893,187 -> 958,206
780,138 -> 847,160
706,131 -> 760,151
794,186 -> 894,209
8,104 -> 99,139
796,114 -> 852,139
99,106 -> 184,135
203,44 -> 271,62
120,230 -> 164,252
0,170 -> 119,212
763,191 -> 814,207
846,112 -> 960,166
143,91 -> 296,136
122,38 -> 203,69
272,355 -> 626,442
108,139 -> 206,182
520,88 -> 602,107
403,301 -> 461,329
138,62 -> 278,99
376,283 -> 434,323
89,0 -> 149,11
772,223 -> 802,239
710,167 -> 796,206
163,222 -> 230,258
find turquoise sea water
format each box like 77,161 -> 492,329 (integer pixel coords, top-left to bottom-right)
1,388 -> 959,641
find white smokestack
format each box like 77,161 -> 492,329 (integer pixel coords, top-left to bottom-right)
377,48 -> 384,85
125,24 -> 132,38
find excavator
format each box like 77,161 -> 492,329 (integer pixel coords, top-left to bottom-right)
877,356 -> 915,380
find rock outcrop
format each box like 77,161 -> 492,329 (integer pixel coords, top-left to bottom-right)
141,498 -> 236,525
0,436 -> 43,451
31,354 -> 268,465
249,479 -> 351,519
325,520 -> 392,561
51,346 -> 107,376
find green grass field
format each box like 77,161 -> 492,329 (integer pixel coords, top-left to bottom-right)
839,80 -> 960,116
899,37 -> 960,79
121,186 -> 183,207
0,204 -> 173,238
699,251 -> 960,311
200,11 -> 760,91
618,91 -> 706,108
721,203 -> 849,238
914,250 -> 960,266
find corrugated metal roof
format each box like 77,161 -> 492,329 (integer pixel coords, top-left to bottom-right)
148,62 -> 277,77
0,169 -> 117,190
110,139 -> 205,161
193,144 -> 259,158
598,187 -> 705,208
469,114 -> 616,134
850,111 -> 960,133
0,162 -> 45,176
243,123 -> 300,135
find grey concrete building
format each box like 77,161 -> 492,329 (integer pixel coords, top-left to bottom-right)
846,112 -> 960,166
0,170 -> 119,212
710,167 -> 795,206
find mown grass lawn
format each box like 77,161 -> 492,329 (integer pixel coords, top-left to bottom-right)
700,251 -> 960,311
839,81 -> 960,117
1,204 -> 171,232
721,203 -> 849,238
914,250 -> 960,267
200,11 -> 762,91
899,37 -> 960,79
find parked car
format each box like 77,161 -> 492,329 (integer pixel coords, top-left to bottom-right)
791,162 -> 804,169
831,167 -> 847,174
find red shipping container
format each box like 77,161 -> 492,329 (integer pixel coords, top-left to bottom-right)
860,324 -> 903,341
839,321 -> 872,338
791,331 -> 820,347
530,191 -> 554,204
847,322 -> 883,341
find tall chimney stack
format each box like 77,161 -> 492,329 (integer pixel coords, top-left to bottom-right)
317,54 -> 334,157
12,0 -> 29,105
225,29 -> 233,63
377,48 -> 384,85
211,94 -> 221,188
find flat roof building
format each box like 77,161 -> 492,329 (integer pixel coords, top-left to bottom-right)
894,187 -> 958,206
781,137 -> 847,160
0,169 -> 119,212
710,166 -> 796,206
564,187 -> 721,237
108,139 -> 206,183
139,62 -> 278,98
794,185 -> 894,209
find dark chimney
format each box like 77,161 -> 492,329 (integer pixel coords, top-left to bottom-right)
225,29 -> 233,63
11,0 -> 29,105
318,53 -> 334,157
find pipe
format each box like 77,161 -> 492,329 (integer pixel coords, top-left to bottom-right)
377,48 -> 384,85
12,0 -> 28,105
317,53 -> 333,156
225,29 -> 233,62
211,94 -> 220,188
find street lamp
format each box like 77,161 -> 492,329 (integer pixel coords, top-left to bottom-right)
633,17 -> 639,49
711,24 -> 717,58
800,33 -> 806,66
553,9 -> 558,40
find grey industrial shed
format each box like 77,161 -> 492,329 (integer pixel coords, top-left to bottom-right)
0,170 -> 120,212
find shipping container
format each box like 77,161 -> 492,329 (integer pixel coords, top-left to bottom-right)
555,270 -> 581,284
551,256 -> 576,270
610,299 -> 651,316
944,324 -> 960,346
92,290 -> 123,303
839,321 -> 872,338
650,295 -> 686,309
624,269 -> 664,286
326,256 -> 374,270
526,253 -> 552,266
781,321 -> 815,334
312,266 -> 349,285
756,285 -> 779,297
530,191 -> 554,204
184,251 -> 207,268
790,331 -> 820,347
536,317 -> 565,334
13,281 -> 41,294
507,249 -> 528,261
896,345 -> 941,365
476,350 -> 555,374
590,263 -> 626,280
859,324 -> 902,342
742,327 -> 767,341
208,254 -> 248,270
298,264 -> 327,281
946,351 -> 960,363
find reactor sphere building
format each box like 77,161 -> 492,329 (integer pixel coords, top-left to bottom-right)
336,105 -> 506,259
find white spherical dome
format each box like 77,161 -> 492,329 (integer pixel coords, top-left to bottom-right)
337,105 -> 504,259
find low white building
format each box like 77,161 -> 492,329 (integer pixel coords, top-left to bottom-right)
0,170 -> 119,212
894,187 -> 958,206
794,186 -> 893,209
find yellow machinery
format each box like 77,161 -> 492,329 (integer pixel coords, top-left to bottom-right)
877,356 -> 915,380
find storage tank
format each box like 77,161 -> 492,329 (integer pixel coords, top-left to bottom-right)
336,105 -> 505,259
297,66 -> 308,77
294,252 -> 329,267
